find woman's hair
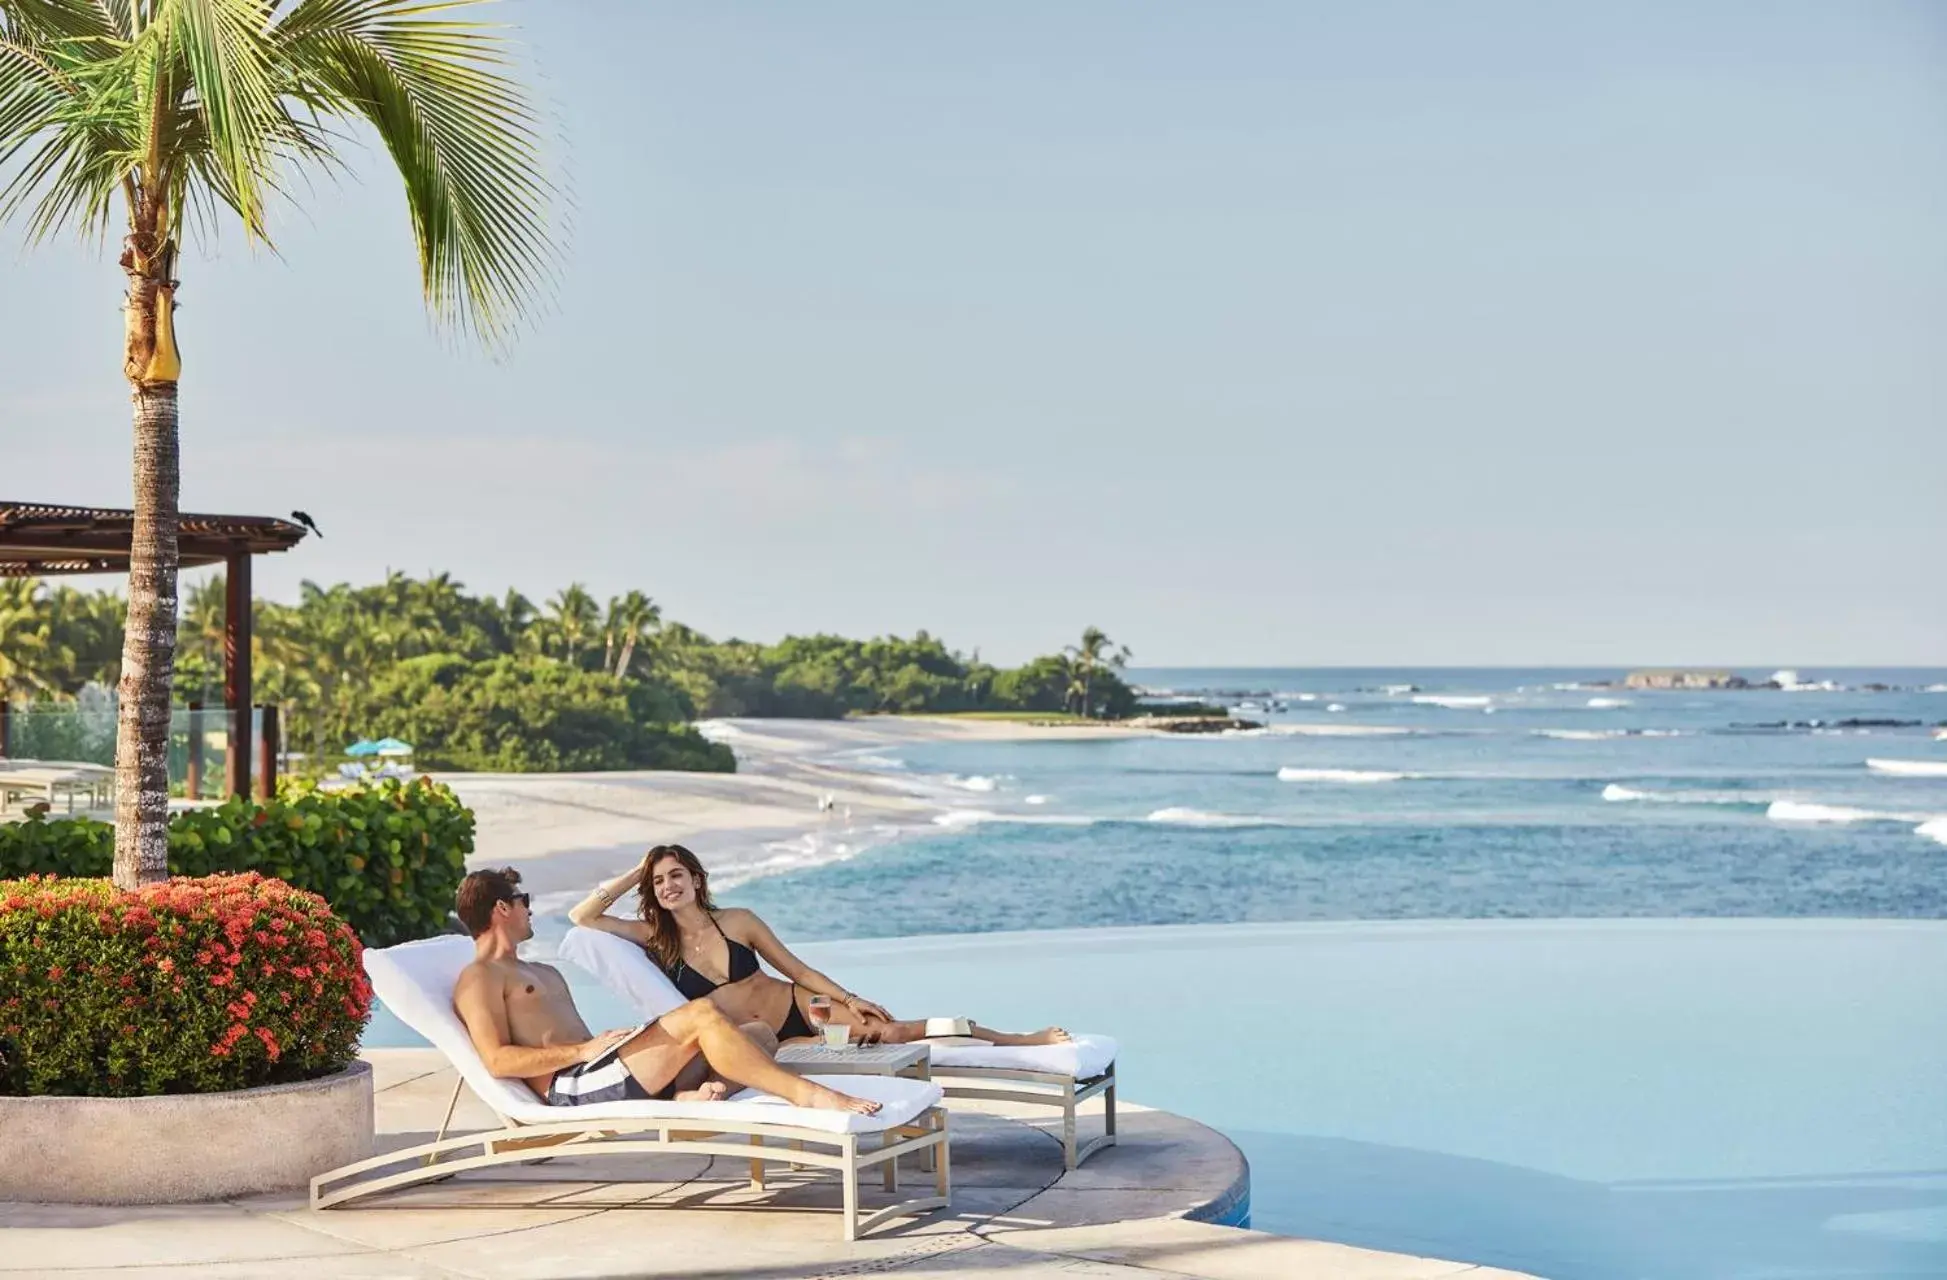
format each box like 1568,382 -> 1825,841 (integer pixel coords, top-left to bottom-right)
636,843 -> 713,972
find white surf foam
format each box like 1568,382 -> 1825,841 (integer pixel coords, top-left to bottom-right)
1326,703 -> 1347,713
951,775 -> 1000,792
1767,800 -> 1889,824
932,809 -> 1095,829
1146,807 -> 1281,828
1602,784 -> 1768,807
1917,818 -> 1947,846
1541,729 -> 1627,741
1587,697 -> 1629,709
1025,795 -> 1049,805
1269,724 -> 1415,737
1414,695 -> 1492,710
1867,758 -> 1947,778
1278,767 -> 1409,783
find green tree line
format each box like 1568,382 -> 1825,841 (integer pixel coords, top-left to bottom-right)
2,574 -> 1137,773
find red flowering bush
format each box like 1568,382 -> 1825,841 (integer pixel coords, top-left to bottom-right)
0,873 -> 371,1096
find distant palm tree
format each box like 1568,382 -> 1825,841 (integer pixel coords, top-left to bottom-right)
545,584 -> 601,668
1064,626 -> 1131,719
0,0 -> 557,887
605,590 -> 662,679
0,579 -> 59,699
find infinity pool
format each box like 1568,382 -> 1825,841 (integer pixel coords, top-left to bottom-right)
368,918 -> 1947,1279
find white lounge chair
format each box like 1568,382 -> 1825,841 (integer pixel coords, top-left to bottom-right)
312,935 -> 951,1240
560,925 -> 1119,1169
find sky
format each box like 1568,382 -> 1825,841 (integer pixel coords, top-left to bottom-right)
3,1 -> 1943,666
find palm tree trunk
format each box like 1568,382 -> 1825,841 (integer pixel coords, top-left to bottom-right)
112,383 -> 180,888
112,236 -> 181,890
615,623 -> 638,679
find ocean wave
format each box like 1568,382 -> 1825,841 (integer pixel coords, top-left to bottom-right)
1917,818 -> 1947,846
1587,697 -> 1629,709
932,809 -> 1096,829
1767,800 -> 1886,824
1866,758 -> 1947,778
951,774 -> 1001,792
1146,807 -> 1285,828
851,753 -> 907,771
1602,784 -> 1768,807
1414,695 -> 1492,710
1268,724 -> 1416,737
1025,794 -> 1049,805
1278,767 -> 1410,783
1537,728 -> 1689,741
1326,703 -> 1347,713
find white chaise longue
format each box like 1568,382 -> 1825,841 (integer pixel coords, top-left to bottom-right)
310,935 -> 950,1240
559,926 -> 1120,1169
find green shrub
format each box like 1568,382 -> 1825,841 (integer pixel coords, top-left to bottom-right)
0,778 -> 473,946
0,873 -> 371,1096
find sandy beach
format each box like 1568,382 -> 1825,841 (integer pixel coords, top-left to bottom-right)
437,715 -> 1148,910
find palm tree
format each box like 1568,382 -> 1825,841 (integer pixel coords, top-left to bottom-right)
1064,626 -> 1130,719
0,578 -> 58,699
604,590 -> 661,679
1,0 -> 556,888
544,584 -> 600,669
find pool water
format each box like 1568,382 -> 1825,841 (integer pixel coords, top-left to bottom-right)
367,917 -> 1947,1279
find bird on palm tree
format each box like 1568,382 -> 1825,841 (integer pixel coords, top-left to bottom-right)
0,0 -> 557,887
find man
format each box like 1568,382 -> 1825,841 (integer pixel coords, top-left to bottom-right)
452,868 -> 879,1114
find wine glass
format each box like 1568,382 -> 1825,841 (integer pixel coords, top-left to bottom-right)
806,995 -> 831,1048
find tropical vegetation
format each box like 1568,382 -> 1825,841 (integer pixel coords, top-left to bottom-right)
0,0 -> 558,889
1,572 -> 1140,771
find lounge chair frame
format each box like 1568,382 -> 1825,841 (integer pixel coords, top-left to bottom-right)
311,1076 -> 950,1241
932,1061 -> 1116,1168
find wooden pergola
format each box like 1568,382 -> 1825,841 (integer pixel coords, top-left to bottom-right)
0,501 -> 308,798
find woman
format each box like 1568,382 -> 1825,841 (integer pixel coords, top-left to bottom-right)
568,844 -> 1070,1048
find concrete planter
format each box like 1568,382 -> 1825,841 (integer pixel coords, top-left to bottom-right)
0,1060 -> 373,1203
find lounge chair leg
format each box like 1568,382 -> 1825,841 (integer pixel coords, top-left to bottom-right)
1104,1069 -> 1118,1149
882,1132 -> 898,1193
749,1135 -> 765,1190
426,1076 -> 465,1168
934,1111 -> 950,1201
1061,1080 -> 1079,1171
842,1137 -> 859,1242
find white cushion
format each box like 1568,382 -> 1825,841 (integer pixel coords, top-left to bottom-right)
927,1033 -> 1118,1080
365,935 -> 939,1135
558,925 -> 687,1018
558,926 -> 1117,1081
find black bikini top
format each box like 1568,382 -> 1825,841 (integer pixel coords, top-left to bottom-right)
662,915 -> 759,999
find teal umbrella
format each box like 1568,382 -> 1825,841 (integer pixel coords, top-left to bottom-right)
345,740 -> 383,757
374,738 -> 414,757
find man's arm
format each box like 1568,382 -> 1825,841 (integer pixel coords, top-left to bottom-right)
453,964 -> 622,1080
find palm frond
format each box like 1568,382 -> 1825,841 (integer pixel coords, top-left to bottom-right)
0,0 -> 555,349
274,0 -> 555,345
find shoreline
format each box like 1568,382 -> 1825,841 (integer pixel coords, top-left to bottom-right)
437,714 -> 1116,907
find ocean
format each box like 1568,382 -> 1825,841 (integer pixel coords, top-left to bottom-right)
720,667 -> 1947,936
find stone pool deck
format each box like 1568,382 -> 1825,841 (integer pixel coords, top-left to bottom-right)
2,1049 -> 1539,1279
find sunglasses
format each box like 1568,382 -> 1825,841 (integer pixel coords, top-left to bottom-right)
504,892 -> 531,910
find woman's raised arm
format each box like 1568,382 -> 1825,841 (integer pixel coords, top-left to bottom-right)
567,864 -> 650,937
